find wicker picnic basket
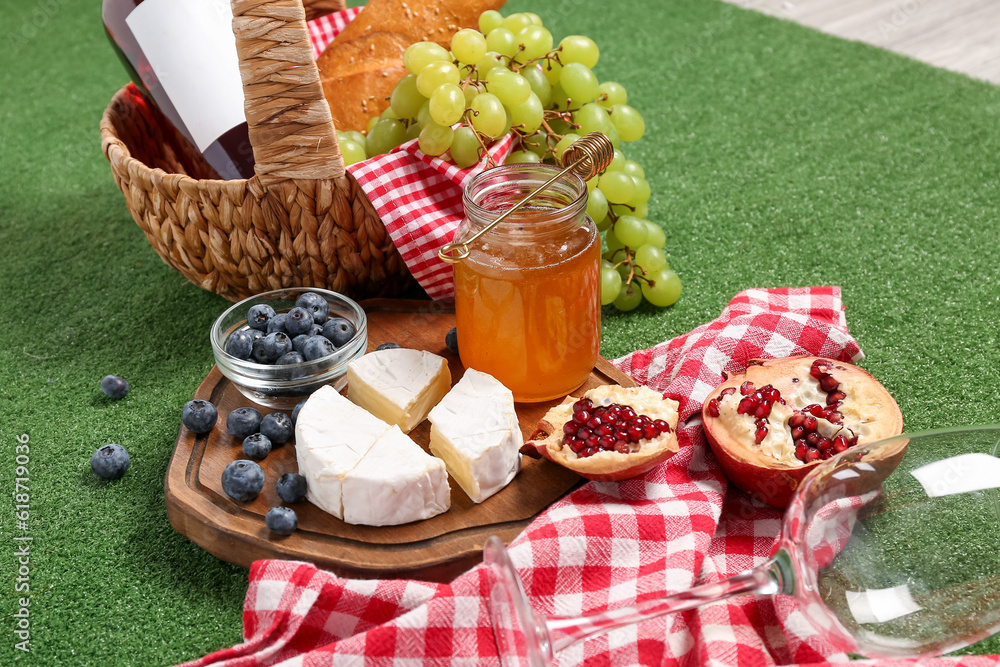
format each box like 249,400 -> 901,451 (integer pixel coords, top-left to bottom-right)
100,0 -> 415,302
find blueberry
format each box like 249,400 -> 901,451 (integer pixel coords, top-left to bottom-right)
225,330 -> 254,360
265,506 -> 298,535
295,292 -> 330,324
276,472 -> 308,503
291,334 -> 310,354
252,332 -> 293,364
260,412 -> 293,445
221,460 -> 265,502
247,304 -> 276,331
302,335 -> 336,361
291,399 -> 307,425
91,443 -> 130,480
322,317 -> 356,347
375,343 -> 401,351
276,351 -> 305,365
285,307 -> 314,336
242,433 -> 272,460
267,313 -> 289,334
226,407 -> 262,439
445,327 -> 459,355
182,399 -> 218,433
100,375 -> 129,399
246,329 -> 265,346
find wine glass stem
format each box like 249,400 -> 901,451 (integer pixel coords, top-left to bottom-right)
545,561 -> 782,653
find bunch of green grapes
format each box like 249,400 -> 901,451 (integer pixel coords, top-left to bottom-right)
355,9 -> 681,310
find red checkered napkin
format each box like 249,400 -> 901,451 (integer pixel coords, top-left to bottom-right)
307,10 -> 515,301
177,286 -> 996,667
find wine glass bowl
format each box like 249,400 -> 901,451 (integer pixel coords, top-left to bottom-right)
486,425 -> 1000,665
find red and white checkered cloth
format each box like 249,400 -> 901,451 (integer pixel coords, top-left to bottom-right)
178,286 -> 998,667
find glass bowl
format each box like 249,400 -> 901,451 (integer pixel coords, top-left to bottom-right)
210,288 -> 367,410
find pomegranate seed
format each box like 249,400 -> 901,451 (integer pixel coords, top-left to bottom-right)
653,419 -> 671,434
819,374 -> 839,392
820,449 -> 833,460
810,359 -> 830,380
754,401 -> 771,419
737,397 -> 755,415
587,417 -> 602,429
764,386 -> 781,402
805,447 -> 821,462
561,434 -> 574,447
622,406 -> 636,419
570,439 -> 584,453
573,410 -> 590,424
642,424 -> 658,440
577,427 -> 592,440
805,404 -> 824,417
572,398 -> 593,412
563,422 -> 579,436
791,425 -> 805,440
598,435 -> 616,450
827,391 -> 846,405
596,424 -> 613,437
615,429 -> 629,442
832,435 -> 850,453
806,432 -> 820,447
826,410 -> 843,424
627,426 -> 643,442
795,443 -> 808,460
708,398 -> 720,418
740,381 -> 756,395
817,437 -> 832,451
803,417 -> 818,432
720,387 -> 737,397
755,426 -> 768,444
788,413 -> 805,428
614,441 -> 630,454
586,436 -> 599,449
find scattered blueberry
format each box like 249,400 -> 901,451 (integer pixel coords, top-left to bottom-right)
227,407 -> 262,439
322,317 -> 356,347
285,307 -> 314,336
445,327 -> 459,355
246,329 -> 265,344
302,335 -> 336,361
276,351 -> 306,365
276,472 -> 308,503
247,304 -> 276,331
221,460 -> 265,501
291,399 -> 307,425
225,330 -> 254,360
242,433 -> 272,460
265,506 -> 298,536
308,323 -> 323,337
91,443 -> 130,480
375,342 -> 401,351
291,334 -> 310,354
295,292 -> 330,324
252,332 -> 293,364
260,412 -> 293,445
266,313 -> 289,334
100,375 -> 130,399
182,399 -> 218,433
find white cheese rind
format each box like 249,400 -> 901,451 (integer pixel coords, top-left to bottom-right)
428,369 -> 522,503
346,349 -> 451,433
341,426 -> 451,526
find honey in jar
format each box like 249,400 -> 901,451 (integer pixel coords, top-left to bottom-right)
453,164 -> 601,403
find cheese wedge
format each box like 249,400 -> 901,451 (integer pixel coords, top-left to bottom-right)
346,348 -> 451,433
428,369 -> 522,503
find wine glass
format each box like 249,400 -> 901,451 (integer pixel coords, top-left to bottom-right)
485,425 -> 1000,665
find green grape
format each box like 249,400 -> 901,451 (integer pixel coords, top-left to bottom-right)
486,27 -> 518,58
573,102 -> 614,137
450,126 -> 482,168
485,68 -> 531,106
632,203 -> 649,218
479,10 -> 503,35
604,149 -> 625,172
585,176 -> 597,192
418,122 -> 454,156
622,160 -> 645,179
604,227 -> 625,253
543,60 -> 563,86
506,150 -> 541,164
390,74 -> 425,120
634,244 -> 666,272
516,25 -> 553,62
628,177 -> 651,207
610,203 -> 634,217
417,61 -> 460,97
509,92 -> 543,133
597,81 -> 627,108
601,258 -> 614,270
469,92 -> 506,138
644,221 -> 666,247
559,63 -> 599,104
464,84 -> 479,105
380,106 -> 400,120
521,131 -> 548,158
365,118 -> 407,157
519,65 -> 552,108
641,269 -> 682,307
403,41 -> 451,76
598,171 -> 636,203
553,132 -> 580,161
366,116 -> 379,132
615,259 -> 632,281
500,105 -> 513,138
475,52 -> 506,78
344,130 -> 366,147
610,104 -> 646,142
605,121 -> 621,150
600,266 -> 622,306
559,35 -> 600,68
524,12 -> 542,25
452,28 -> 487,65
429,83 -> 465,126
406,122 -> 422,141
339,139 -> 367,165
613,283 -> 643,312
614,214 -> 648,247
416,101 -> 434,129
547,116 -> 572,137
586,186 -> 608,223
595,217 -> 612,233
549,82 -> 571,110
502,13 -> 533,36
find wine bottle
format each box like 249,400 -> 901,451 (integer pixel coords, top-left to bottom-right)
102,0 -> 254,180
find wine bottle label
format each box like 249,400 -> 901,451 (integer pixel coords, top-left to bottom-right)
126,0 -> 246,154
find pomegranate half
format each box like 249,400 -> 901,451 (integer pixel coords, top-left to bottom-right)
521,385 -> 680,482
702,356 -> 903,507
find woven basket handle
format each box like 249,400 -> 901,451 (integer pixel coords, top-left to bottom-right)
231,0 -> 346,185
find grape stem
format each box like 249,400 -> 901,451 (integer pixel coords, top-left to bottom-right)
462,109 -> 498,169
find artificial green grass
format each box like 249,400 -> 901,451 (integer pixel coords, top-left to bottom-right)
1,0 -> 999,663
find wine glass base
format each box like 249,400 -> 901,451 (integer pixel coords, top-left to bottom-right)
484,536 -> 554,667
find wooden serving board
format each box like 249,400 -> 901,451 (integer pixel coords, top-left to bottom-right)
165,299 -> 635,583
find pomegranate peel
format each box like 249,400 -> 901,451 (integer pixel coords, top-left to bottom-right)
702,356 -> 903,507
521,385 -> 680,482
